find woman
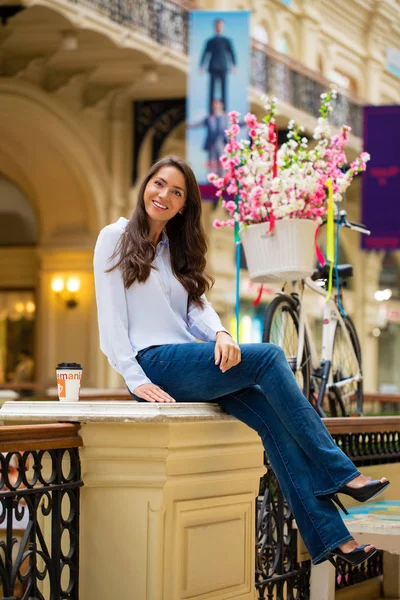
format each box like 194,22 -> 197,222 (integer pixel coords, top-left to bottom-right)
94,155 -> 389,567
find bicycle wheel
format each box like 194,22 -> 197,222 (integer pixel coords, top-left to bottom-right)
263,295 -> 311,399
329,315 -> 363,417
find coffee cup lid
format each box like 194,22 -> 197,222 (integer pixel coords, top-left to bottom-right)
56,362 -> 82,370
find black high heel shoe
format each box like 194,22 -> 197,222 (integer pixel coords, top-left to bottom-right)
327,545 -> 377,568
329,479 -> 390,515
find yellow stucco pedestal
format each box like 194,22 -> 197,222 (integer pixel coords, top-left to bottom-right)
1,401 -> 265,600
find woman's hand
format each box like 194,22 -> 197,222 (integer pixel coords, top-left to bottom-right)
133,383 -> 176,403
215,332 -> 241,373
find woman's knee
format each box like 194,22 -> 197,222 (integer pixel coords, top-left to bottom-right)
240,342 -> 286,366
257,342 -> 286,363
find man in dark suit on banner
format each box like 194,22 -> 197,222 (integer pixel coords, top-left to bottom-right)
199,19 -> 237,112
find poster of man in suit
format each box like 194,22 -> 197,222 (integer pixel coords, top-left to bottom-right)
199,19 -> 237,112
187,11 -> 250,187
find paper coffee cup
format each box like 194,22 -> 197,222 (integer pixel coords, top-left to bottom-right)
56,362 -> 82,402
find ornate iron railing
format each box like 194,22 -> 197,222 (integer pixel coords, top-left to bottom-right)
251,42 -> 363,138
63,0 -> 363,136
67,0 -> 192,53
0,424 -> 83,600
256,466 -> 310,600
256,417 -> 400,599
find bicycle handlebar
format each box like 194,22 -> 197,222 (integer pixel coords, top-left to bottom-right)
320,213 -> 371,236
345,221 -> 371,235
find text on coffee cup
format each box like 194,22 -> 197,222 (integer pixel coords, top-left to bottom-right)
58,373 -> 82,380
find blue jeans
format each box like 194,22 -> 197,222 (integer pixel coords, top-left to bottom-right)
129,342 -> 360,565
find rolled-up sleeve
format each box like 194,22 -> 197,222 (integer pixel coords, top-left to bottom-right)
187,295 -> 230,342
93,226 -> 152,392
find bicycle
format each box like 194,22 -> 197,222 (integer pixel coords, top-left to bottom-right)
262,211 -> 370,417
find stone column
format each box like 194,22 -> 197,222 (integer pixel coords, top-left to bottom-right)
1,401 -> 265,600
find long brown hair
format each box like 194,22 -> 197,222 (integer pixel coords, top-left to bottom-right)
107,155 -> 214,307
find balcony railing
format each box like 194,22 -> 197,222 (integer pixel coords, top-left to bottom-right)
68,0 -> 194,53
0,424 -> 83,600
251,42 -> 364,138
256,417 -> 400,599
64,0 -> 363,137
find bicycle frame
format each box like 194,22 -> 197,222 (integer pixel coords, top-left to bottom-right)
286,278 -> 362,391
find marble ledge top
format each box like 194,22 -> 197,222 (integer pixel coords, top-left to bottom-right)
0,400 -> 236,424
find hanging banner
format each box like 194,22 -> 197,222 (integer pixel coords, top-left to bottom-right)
362,105 -> 400,250
186,10 -> 250,194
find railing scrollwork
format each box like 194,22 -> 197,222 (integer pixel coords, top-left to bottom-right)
256,417 -> 400,599
0,424 -> 83,600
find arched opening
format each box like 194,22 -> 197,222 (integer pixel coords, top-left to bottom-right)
276,35 -> 291,56
0,81 -> 109,388
0,175 -> 38,245
253,24 -> 269,45
0,175 -> 37,388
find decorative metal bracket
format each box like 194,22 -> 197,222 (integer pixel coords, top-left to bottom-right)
132,98 -> 185,185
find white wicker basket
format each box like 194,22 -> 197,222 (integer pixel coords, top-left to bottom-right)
239,219 -> 318,283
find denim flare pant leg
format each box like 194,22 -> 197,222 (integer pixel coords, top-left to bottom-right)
132,342 -> 360,565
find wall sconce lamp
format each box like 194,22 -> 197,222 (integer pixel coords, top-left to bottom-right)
51,276 -> 81,309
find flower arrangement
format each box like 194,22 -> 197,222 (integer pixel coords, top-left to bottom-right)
208,91 -> 370,230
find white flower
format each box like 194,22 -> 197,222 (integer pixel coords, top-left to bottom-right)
338,179 -> 350,193
245,174 -> 255,186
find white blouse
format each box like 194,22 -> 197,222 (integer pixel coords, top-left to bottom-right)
93,217 -> 228,392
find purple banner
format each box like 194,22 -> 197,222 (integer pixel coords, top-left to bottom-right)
362,105 -> 400,250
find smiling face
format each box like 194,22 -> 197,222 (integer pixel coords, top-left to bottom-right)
143,165 -> 187,231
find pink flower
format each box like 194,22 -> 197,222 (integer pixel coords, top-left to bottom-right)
226,183 -> 238,196
223,200 -> 237,212
220,155 -> 230,168
244,113 -> 258,129
228,110 -> 240,123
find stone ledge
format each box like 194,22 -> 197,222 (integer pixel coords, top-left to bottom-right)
0,400 -> 236,423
